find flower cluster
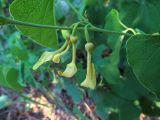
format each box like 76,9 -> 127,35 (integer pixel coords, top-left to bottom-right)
33,33 -> 96,89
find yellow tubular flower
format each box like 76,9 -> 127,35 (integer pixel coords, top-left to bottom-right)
60,35 -> 78,78
81,42 -> 96,89
33,34 -> 70,70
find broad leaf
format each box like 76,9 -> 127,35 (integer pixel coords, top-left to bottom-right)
119,0 -> 160,33
10,0 -> 58,49
90,89 -> 140,120
126,35 -> 160,98
110,66 -> 152,100
119,102 -> 140,120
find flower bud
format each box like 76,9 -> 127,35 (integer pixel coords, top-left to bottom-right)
85,42 -> 94,53
70,35 -> 78,44
61,30 -> 70,40
52,54 -> 60,63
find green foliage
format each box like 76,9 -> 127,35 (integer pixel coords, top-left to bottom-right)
0,0 -> 160,119
0,66 -> 23,91
10,0 -> 58,49
118,0 -> 160,33
126,35 -> 160,98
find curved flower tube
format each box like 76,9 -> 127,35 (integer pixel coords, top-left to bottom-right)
52,42 -> 71,63
60,35 -> 78,78
81,42 -> 96,89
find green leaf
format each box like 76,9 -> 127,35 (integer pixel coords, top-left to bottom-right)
10,0 -> 58,49
90,89 -> 141,120
62,79 -> 83,103
110,66 -> 152,100
98,9 -> 126,84
8,32 -> 29,61
119,102 -> 140,120
119,0 -> 160,33
0,67 -> 23,91
98,36 -> 124,84
0,67 -> 9,87
126,35 -> 160,98
105,9 -> 126,49
6,68 -> 23,91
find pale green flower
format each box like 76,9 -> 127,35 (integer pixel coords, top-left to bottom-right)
33,40 -> 68,70
81,63 -> 96,89
81,42 -> 96,89
59,35 -> 78,78
60,62 -> 77,78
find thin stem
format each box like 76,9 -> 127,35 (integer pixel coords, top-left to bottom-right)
85,24 -> 90,42
1,16 -> 133,36
59,43 -> 71,56
72,43 -> 76,63
72,23 -> 80,35
64,0 -> 86,21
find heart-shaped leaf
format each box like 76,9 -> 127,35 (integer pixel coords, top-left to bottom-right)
10,0 -> 58,49
126,35 -> 160,98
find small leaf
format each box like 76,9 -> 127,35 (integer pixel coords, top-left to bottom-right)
99,9 -> 126,84
105,9 -> 127,49
10,0 -> 58,48
98,36 -> 124,84
6,68 -> 23,91
0,67 -> 23,91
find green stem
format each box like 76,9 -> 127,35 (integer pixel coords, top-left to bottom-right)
72,23 -> 80,35
59,43 -> 71,56
64,0 -> 86,21
85,24 -> 90,42
56,40 -> 68,53
72,43 -> 76,63
1,15 -> 133,36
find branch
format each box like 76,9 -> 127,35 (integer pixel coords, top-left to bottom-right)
0,15 -> 133,36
